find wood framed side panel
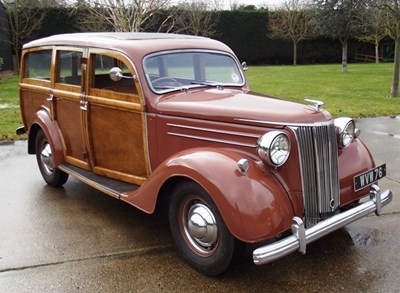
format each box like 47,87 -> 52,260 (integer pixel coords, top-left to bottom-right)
54,92 -> 87,167
85,48 -> 150,185
87,99 -> 148,184
19,46 -> 54,131
52,47 -> 89,169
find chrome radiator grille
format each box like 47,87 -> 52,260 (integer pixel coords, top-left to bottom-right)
292,123 -> 340,228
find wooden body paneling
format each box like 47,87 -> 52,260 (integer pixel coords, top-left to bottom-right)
84,49 -> 149,185
54,93 -> 87,168
20,44 -> 149,185
87,101 -> 147,184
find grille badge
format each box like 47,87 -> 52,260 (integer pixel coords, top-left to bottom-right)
330,199 -> 335,210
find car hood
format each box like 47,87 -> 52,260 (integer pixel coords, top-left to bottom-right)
155,88 -> 332,127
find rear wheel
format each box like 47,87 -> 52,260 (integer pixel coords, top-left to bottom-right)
35,129 -> 68,187
168,181 -> 238,276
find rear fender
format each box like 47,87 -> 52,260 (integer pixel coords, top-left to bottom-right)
28,108 -> 64,167
121,148 -> 294,243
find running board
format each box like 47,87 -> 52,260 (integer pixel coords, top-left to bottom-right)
59,163 -> 139,199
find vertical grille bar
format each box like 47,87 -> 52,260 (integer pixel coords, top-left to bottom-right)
292,123 -> 340,228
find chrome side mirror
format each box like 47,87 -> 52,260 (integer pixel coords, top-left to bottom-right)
109,67 -> 123,81
109,67 -> 137,82
242,62 -> 248,71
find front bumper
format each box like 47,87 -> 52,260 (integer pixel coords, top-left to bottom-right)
253,185 -> 392,265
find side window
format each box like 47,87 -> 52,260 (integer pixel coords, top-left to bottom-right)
91,54 -> 137,94
56,50 -> 83,86
24,50 -> 52,80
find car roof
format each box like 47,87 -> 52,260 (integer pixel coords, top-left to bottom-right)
22,32 -> 233,56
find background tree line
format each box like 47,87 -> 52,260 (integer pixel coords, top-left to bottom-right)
0,0 -> 399,97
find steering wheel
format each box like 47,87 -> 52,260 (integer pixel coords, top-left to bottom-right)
152,77 -> 181,87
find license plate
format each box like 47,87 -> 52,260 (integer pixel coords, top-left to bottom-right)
354,164 -> 386,192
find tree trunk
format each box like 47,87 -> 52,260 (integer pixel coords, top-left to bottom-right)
375,39 -> 380,64
293,41 -> 297,66
13,39 -> 20,72
342,40 -> 348,73
391,37 -> 400,98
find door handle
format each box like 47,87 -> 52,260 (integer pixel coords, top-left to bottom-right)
47,94 -> 54,102
80,100 -> 88,111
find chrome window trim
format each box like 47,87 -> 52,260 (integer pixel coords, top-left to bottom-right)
143,49 -> 246,94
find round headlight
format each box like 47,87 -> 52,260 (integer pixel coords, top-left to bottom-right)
258,131 -> 291,167
334,117 -> 356,148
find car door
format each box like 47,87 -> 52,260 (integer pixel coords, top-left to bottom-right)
53,47 -> 89,170
84,50 -> 150,185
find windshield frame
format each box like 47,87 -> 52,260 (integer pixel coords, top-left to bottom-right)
142,49 -> 246,94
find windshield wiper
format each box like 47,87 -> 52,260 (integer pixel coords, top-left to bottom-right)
191,81 -> 224,89
154,85 -> 178,89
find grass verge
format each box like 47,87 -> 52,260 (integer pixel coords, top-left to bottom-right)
246,63 -> 400,118
0,73 -> 26,141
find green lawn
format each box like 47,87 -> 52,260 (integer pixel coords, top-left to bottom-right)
246,63 -> 400,118
1,63 -> 400,141
0,74 -> 25,141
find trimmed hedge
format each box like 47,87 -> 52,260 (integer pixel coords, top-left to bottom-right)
9,7 -> 383,66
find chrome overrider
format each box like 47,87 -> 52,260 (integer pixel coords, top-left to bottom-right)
253,184 -> 392,265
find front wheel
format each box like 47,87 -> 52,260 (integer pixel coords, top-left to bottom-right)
35,129 -> 69,187
169,181 -> 238,276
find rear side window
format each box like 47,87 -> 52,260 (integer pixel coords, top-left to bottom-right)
91,54 -> 137,94
56,50 -> 83,86
24,50 -> 52,80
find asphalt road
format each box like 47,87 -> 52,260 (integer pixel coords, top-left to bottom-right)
0,117 -> 399,292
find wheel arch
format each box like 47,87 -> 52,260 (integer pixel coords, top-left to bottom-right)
123,148 -> 295,243
27,109 -> 64,167
27,123 -> 41,154
155,176 -> 191,211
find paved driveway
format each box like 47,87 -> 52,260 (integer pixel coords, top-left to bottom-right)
0,117 -> 399,292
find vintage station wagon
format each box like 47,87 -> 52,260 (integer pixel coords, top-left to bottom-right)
18,32 -> 392,276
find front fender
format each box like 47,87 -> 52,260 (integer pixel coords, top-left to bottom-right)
28,108 -> 64,167
339,138 -> 377,205
121,148 -> 294,243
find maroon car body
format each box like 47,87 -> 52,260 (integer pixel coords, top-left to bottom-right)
18,32 -> 392,276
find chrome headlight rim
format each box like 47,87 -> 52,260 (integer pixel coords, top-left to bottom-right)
334,117 -> 356,148
257,131 -> 291,168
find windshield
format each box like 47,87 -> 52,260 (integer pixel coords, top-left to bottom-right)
144,51 -> 244,93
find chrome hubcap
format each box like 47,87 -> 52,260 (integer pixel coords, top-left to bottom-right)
40,143 -> 54,175
184,202 -> 218,254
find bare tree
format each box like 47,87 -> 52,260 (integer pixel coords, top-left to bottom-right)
79,0 -> 174,32
312,0 -> 366,72
208,0 -> 226,10
229,0 -> 240,10
268,0 -> 314,65
173,1 -> 220,36
357,7 -> 389,64
71,1 -> 113,32
373,0 -> 400,97
1,0 -> 48,71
